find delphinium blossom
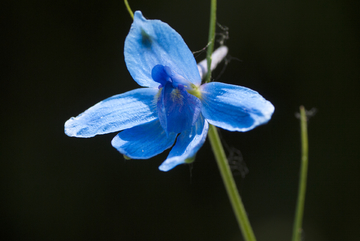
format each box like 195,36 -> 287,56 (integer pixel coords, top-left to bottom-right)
64,11 -> 274,171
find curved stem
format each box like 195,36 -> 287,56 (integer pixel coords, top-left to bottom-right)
124,0 -> 134,19
208,125 -> 257,241
292,106 -> 309,241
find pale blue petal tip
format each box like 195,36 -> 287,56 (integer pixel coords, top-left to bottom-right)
158,160 -> 180,172
64,117 -> 90,138
134,11 -> 143,18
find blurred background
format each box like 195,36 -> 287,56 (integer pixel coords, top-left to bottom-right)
2,0 -> 359,240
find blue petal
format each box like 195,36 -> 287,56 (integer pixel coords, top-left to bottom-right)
124,11 -> 201,88
200,82 -> 274,132
159,115 -> 209,172
65,88 -> 158,137
111,119 -> 177,159
157,83 -> 201,134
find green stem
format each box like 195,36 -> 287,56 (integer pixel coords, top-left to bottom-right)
208,125 -> 257,241
205,0 -> 217,84
205,1 -> 256,240
292,106 -> 309,241
124,0 -> 134,19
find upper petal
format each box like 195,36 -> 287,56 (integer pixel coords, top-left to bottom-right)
199,82 -> 274,132
111,119 -> 177,159
159,115 -> 209,172
65,88 -> 158,137
124,11 -> 201,88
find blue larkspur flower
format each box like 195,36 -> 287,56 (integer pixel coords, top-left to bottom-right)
64,11 -> 275,171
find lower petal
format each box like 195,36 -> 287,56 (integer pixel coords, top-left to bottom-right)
200,82 -> 274,132
158,115 -> 209,171
111,119 -> 177,159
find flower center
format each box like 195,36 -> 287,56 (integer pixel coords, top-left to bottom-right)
151,65 -> 202,134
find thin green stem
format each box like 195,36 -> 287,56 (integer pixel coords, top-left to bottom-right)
205,0 -> 217,83
208,125 -> 257,241
292,106 -> 309,241
124,0 -> 134,19
205,1 -> 256,240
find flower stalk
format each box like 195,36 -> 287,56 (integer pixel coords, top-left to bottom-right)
205,0 -> 217,84
208,125 -> 257,241
292,106 -> 309,241
205,1 -> 257,241
124,0 -> 134,19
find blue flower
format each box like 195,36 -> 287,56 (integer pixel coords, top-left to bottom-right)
64,11 -> 274,171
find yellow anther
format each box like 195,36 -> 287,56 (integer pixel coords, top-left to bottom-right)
171,88 -> 184,104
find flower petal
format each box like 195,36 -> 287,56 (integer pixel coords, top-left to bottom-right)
65,88 -> 158,138
124,11 -> 201,88
111,119 -> 177,159
157,83 -> 201,134
200,82 -> 274,132
159,115 -> 209,171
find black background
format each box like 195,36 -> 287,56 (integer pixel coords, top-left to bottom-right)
2,0 -> 360,240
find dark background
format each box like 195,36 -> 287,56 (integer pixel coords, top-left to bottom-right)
2,0 -> 359,240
